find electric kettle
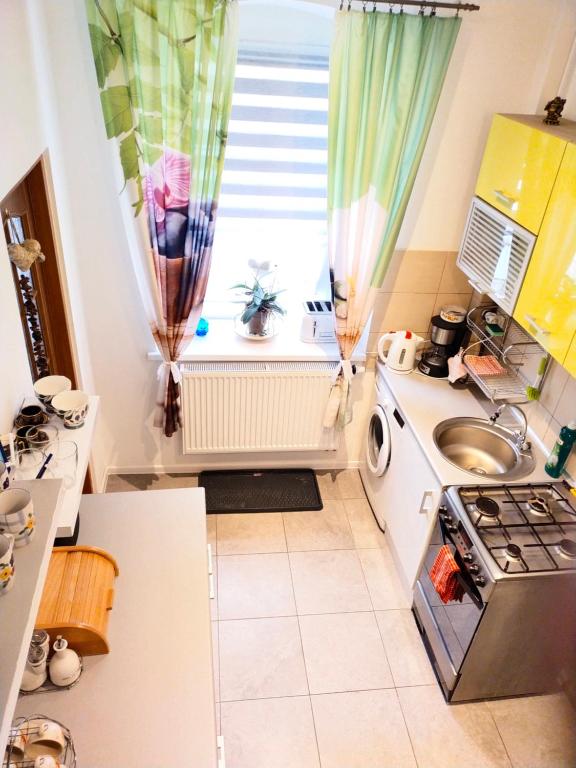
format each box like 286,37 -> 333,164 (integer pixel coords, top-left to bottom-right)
378,330 -> 425,374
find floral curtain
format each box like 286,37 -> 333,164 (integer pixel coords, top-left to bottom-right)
326,9 -> 461,427
85,0 -> 238,436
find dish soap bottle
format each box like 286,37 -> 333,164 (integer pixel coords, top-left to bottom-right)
545,421 -> 576,478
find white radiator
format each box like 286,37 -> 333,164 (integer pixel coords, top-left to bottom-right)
180,361 -> 339,453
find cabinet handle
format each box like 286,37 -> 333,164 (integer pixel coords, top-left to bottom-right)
419,490 -> 436,515
209,572 -> 215,600
524,314 -> 551,336
207,543 -> 214,575
493,189 -> 518,209
218,735 -> 226,768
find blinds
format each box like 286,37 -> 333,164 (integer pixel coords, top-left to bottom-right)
219,51 -> 329,221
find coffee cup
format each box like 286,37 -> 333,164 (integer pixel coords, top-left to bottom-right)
0,533 -> 15,594
51,390 -> 89,430
26,720 -> 66,759
19,404 -> 45,426
8,722 -> 30,761
0,461 -> 11,491
15,425 -> 38,451
35,757 -> 62,768
0,488 -> 35,546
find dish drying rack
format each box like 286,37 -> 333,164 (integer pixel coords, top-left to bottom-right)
463,303 -> 549,404
3,715 -> 76,767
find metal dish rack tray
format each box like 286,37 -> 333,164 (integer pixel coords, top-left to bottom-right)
464,303 -> 548,403
3,715 -> 76,767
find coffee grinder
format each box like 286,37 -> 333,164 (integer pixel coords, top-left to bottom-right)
418,308 -> 468,378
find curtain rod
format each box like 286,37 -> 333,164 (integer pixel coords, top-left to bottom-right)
340,1 -> 480,12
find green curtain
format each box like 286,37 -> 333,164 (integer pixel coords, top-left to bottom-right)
85,0 -> 238,436
326,9 -> 460,426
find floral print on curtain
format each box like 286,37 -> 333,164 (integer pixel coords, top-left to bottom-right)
326,9 -> 461,428
85,0 -> 238,436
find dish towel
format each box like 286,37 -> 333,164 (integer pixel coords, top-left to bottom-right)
429,545 -> 464,603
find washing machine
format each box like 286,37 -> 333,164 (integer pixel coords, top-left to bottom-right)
359,362 -> 407,530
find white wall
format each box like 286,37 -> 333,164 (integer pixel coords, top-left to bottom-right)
1,0 -> 576,480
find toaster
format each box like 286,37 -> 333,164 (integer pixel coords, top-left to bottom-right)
300,300 -> 337,343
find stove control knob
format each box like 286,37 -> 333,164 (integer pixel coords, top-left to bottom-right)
462,553 -> 473,563
468,564 -> 480,574
474,575 -> 486,587
447,524 -> 458,533
439,508 -> 452,523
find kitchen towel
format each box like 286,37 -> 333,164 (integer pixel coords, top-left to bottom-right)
430,545 -> 464,603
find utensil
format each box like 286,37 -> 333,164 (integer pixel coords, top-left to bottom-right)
378,330 -> 426,374
0,488 -> 35,546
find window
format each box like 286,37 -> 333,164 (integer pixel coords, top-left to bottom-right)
204,1 -> 334,317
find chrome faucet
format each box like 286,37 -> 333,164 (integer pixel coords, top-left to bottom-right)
489,404 -> 531,451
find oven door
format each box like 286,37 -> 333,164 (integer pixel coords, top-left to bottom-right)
413,513 -> 486,695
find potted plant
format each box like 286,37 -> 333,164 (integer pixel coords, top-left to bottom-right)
232,261 -> 285,337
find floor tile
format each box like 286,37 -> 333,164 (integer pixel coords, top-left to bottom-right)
283,500 -> 354,551
211,558 -> 218,621
221,697 -> 320,768
290,550 -> 372,615
105,472 -> 199,491
207,514 -> 216,547
344,498 -> 386,548
487,692 -> 576,768
219,617 -> 308,701
358,547 -> 410,610
311,689 -> 417,768
398,685 -> 512,768
335,469 -> 366,499
315,471 -> 341,501
375,610 -> 436,686
299,612 -> 393,694
217,512 -> 286,555
217,554 -> 296,620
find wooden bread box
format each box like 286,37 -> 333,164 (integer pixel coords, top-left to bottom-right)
36,546 -> 119,655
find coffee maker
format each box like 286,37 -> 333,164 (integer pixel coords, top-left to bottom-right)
418,310 -> 468,378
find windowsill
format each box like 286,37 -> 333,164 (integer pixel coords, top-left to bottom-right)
147,317 -> 367,363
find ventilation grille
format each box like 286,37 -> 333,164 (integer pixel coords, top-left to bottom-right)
181,361 -> 339,374
303,300 -> 333,314
457,197 -> 536,314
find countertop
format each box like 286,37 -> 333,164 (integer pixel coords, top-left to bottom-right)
378,362 -> 552,487
15,487 -> 218,768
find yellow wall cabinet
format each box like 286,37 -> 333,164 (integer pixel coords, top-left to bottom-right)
565,336 -> 576,378
514,143 -> 576,367
476,114 -> 566,235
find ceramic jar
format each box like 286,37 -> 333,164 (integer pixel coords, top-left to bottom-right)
0,488 -> 35,546
0,533 -> 15,594
49,636 -> 81,687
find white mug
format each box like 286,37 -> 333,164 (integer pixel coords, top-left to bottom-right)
0,488 -> 35,546
26,720 -> 66,759
35,756 -> 62,768
0,533 -> 15,594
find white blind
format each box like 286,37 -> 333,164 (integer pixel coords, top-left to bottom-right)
205,50 -> 330,307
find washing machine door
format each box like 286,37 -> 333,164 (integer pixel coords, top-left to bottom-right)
366,403 -> 392,477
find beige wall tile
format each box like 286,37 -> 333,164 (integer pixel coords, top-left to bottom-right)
379,250 -> 403,293
389,250 -> 447,294
375,292 -> 436,335
539,359 -> 570,415
439,252 -> 471,293
553,373 -> 576,427
371,293 -> 392,331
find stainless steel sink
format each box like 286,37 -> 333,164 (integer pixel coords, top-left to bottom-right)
433,416 -> 535,480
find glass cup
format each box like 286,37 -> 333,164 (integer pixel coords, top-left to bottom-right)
12,449 -> 46,481
51,441 -> 78,490
27,425 -> 59,452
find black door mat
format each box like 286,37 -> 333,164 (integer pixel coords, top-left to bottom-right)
199,469 -> 323,513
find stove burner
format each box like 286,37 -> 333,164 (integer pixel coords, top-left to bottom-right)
505,543 -> 522,562
557,539 -> 576,561
475,496 -> 500,519
527,496 -> 550,517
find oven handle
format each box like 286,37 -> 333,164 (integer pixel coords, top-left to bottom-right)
438,516 -> 484,610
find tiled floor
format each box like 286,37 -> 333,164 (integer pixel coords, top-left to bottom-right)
106,469 -> 576,768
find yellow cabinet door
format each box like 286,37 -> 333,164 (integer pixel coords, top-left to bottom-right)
514,142 -> 576,364
564,335 -> 576,378
476,115 -> 566,234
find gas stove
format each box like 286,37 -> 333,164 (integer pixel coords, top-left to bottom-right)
457,483 -> 576,575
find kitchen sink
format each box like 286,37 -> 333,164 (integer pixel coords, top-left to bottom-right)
433,416 -> 536,480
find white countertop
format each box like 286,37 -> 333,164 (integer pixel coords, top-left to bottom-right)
0,479 -> 63,755
378,363 -> 552,487
15,488 -> 218,768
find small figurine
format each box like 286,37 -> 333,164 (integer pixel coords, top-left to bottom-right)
543,96 -> 566,125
